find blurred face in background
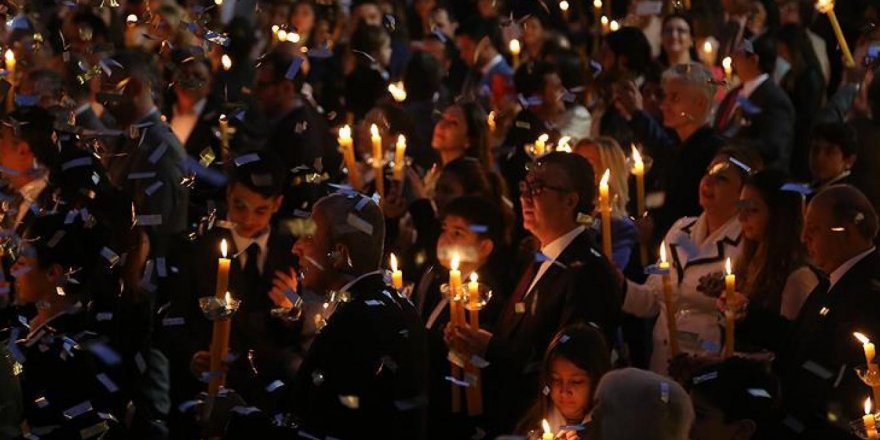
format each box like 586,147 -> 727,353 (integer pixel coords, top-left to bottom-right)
173,60 -> 211,105
737,185 -> 769,242
699,156 -> 745,218
661,17 -> 693,60
659,78 -> 707,132
809,140 -> 855,183
291,2 -> 316,37
432,106 -> 469,153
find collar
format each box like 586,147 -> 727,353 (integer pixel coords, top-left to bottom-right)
688,214 -> 740,247
338,270 -> 385,295
174,98 -> 207,117
540,226 -> 586,262
19,174 -> 47,202
829,247 -> 875,292
740,73 -> 769,98
822,170 -> 852,187
229,226 -> 270,257
481,54 -> 504,76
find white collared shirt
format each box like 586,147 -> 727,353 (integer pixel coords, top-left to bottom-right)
229,226 -> 270,273
829,247 -> 875,292
15,175 -> 47,225
740,73 -> 769,99
170,98 -> 206,144
527,226 -> 586,294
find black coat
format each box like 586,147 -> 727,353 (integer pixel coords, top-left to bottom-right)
288,272 -> 429,439
484,230 -> 621,433
778,249 -> 880,438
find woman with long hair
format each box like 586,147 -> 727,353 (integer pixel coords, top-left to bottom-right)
726,169 -> 818,352
658,13 -> 699,68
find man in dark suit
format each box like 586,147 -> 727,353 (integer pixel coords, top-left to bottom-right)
779,185 -> 880,438
281,193 -> 428,439
449,152 -> 621,434
165,151 -> 300,415
716,35 -> 795,172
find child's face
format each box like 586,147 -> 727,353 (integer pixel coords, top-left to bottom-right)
549,357 -> 591,422
436,215 -> 490,272
809,139 -> 854,182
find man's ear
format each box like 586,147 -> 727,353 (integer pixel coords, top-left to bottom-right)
731,419 -> 757,440
845,154 -> 858,170
477,238 -> 494,261
271,195 -> 284,213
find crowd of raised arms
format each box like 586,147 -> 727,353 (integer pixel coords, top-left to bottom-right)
1,0 -> 880,439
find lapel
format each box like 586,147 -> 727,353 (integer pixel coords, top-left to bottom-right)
668,216 -> 741,282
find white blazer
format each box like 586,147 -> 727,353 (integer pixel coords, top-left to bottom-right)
624,214 -> 743,373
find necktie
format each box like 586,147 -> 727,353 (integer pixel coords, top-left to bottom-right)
243,242 -> 261,291
716,85 -> 743,133
499,260 -> 542,326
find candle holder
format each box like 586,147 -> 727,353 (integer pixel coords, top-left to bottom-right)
856,365 -> 880,388
463,283 -> 493,311
199,295 -> 241,321
440,282 -> 466,302
270,291 -> 304,322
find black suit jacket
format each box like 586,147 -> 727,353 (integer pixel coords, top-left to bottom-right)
779,249 -> 880,438
159,226 -> 299,408
289,272 -> 428,439
717,79 -> 795,172
484,230 -> 621,433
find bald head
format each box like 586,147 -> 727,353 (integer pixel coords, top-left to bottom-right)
314,193 -> 385,273
811,185 -> 878,242
803,185 -> 878,274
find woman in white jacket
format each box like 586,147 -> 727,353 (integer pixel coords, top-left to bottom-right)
623,147 -> 762,373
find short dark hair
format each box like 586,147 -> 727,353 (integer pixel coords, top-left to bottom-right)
606,27 -> 653,75
403,52 -> 443,101
228,150 -> 286,198
811,122 -> 857,157
752,33 -> 778,75
259,46 -> 306,90
111,50 -> 159,91
543,323 -> 611,403
350,24 -> 391,58
532,151 -> 597,215
514,61 -> 557,97
689,358 -> 782,434
8,106 -> 57,169
440,195 -> 506,248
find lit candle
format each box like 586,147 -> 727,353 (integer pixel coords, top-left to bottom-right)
465,271 -> 484,415
449,252 -> 464,413
559,0 -> 570,19
593,0 -> 602,17
866,398 -> 879,440
286,32 -> 301,43
218,114 -> 230,163
856,332 -> 877,366
487,111 -> 496,134
467,272 -> 479,325
5,49 -> 14,113
724,257 -> 735,358
390,253 -> 403,289
277,29 -> 288,42
221,54 -> 232,71
208,240 -> 232,396
449,253 -> 462,310
600,16 -> 610,35
815,0 -> 855,68
271,25 -> 280,42
556,136 -> 572,153
722,56 -> 733,81
535,133 -> 549,156
609,20 -> 620,32
509,39 -> 521,69
216,239 -> 231,298
632,145 -> 646,266
659,243 -> 680,356
599,169 -> 612,259
370,123 -> 385,199
338,125 -> 362,189
542,419 -> 554,440
393,134 -> 407,181
388,81 -> 407,102
702,40 -> 716,66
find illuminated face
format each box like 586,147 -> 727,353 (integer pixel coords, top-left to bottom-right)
436,215 -> 491,272
549,357 -> 592,422
432,106 -> 469,153
226,183 -> 282,239
662,17 -> 693,58
737,185 -> 769,242
12,251 -> 52,306
456,35 -> 478,68
809,139 -> 854,183
699,156 -> 745,216
801,200 -> 844,274
660,78 -> 704,130
521,164 -> 575,244
0,127 -> 32,180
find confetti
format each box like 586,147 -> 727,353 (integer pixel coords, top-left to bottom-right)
136,214 -> 163,226
96,373 -> 118,393
345,213 -> 373,236
338,395 -> 360,409
62,401 -> 93,419
234,153 -> 260,167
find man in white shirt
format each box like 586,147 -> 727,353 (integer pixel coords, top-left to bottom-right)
782,185 -> 880,436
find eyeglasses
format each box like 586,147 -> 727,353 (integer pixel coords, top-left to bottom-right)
519,180 -> 570,198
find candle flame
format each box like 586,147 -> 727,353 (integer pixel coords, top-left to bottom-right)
4,49 -> 13,63
867,397 -> 874,415
470,272 -> 478,283
600,169 -> 610,187
856,332 -> 872,345
388,81 -> 407,102
725,257 -> 732,275
219,113 -> 228,123
287,32 -> 301,43
370,123 -> 380,138
488,111 -> 496,126
660,241 -> 667,263
600,16 -> 609,25
593,0 -> 602,7
221,239 -> 228,258
557,136 -> 572,153
631,144 -> 643,165
542,419 -> 552,434
397,134 -> 406,146
537,133 -> 549,144
509,39 -> 521,55
271,25 -> 280,34
703,40 -> 713,53
221,54 -> 232,71
815,0 -> 834,14
390,253 -> 398,272
559,0 -> 570,12
277,29 -> 288,41
451,253 -> 460,271
225,291 -> 232,305
722,56 -> 732,71
609,20 -> 620,32
339,124 -> 351,139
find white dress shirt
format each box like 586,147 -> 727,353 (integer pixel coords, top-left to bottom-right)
527,226 -> 586,294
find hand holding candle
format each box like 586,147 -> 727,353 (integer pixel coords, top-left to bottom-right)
723,257 -> 736,358
855,332 -> 880,406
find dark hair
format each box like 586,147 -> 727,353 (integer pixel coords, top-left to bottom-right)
751,33 -> 778,75
350,24 -> 391,59
658,13 -> 699,66
454,17 -> 494,46
606,27 -> 652,75
735,169 -> 808,311
403,52 -> 443,102
111,51 -> 159,91
8,106 -> 57,170
228,150 -> 286,198
541,324 -> 610,415
454,101 -> 491,169
689,358 -> 782,438
811,122 -> 857,157
259,47 -> 306,90
869,66 -> 880,121
532,151 -> 597,215
513,61 -> 557,98
554,50 -> 586,105
777,24 -> 823,90
441,195 -> 507,250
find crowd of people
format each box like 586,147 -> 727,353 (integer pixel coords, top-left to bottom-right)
0,0 -> 880,439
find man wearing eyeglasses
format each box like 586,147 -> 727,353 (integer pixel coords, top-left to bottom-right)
446,152 -> 621,435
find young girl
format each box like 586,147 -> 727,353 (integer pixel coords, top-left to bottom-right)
516,323 -> 611,439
